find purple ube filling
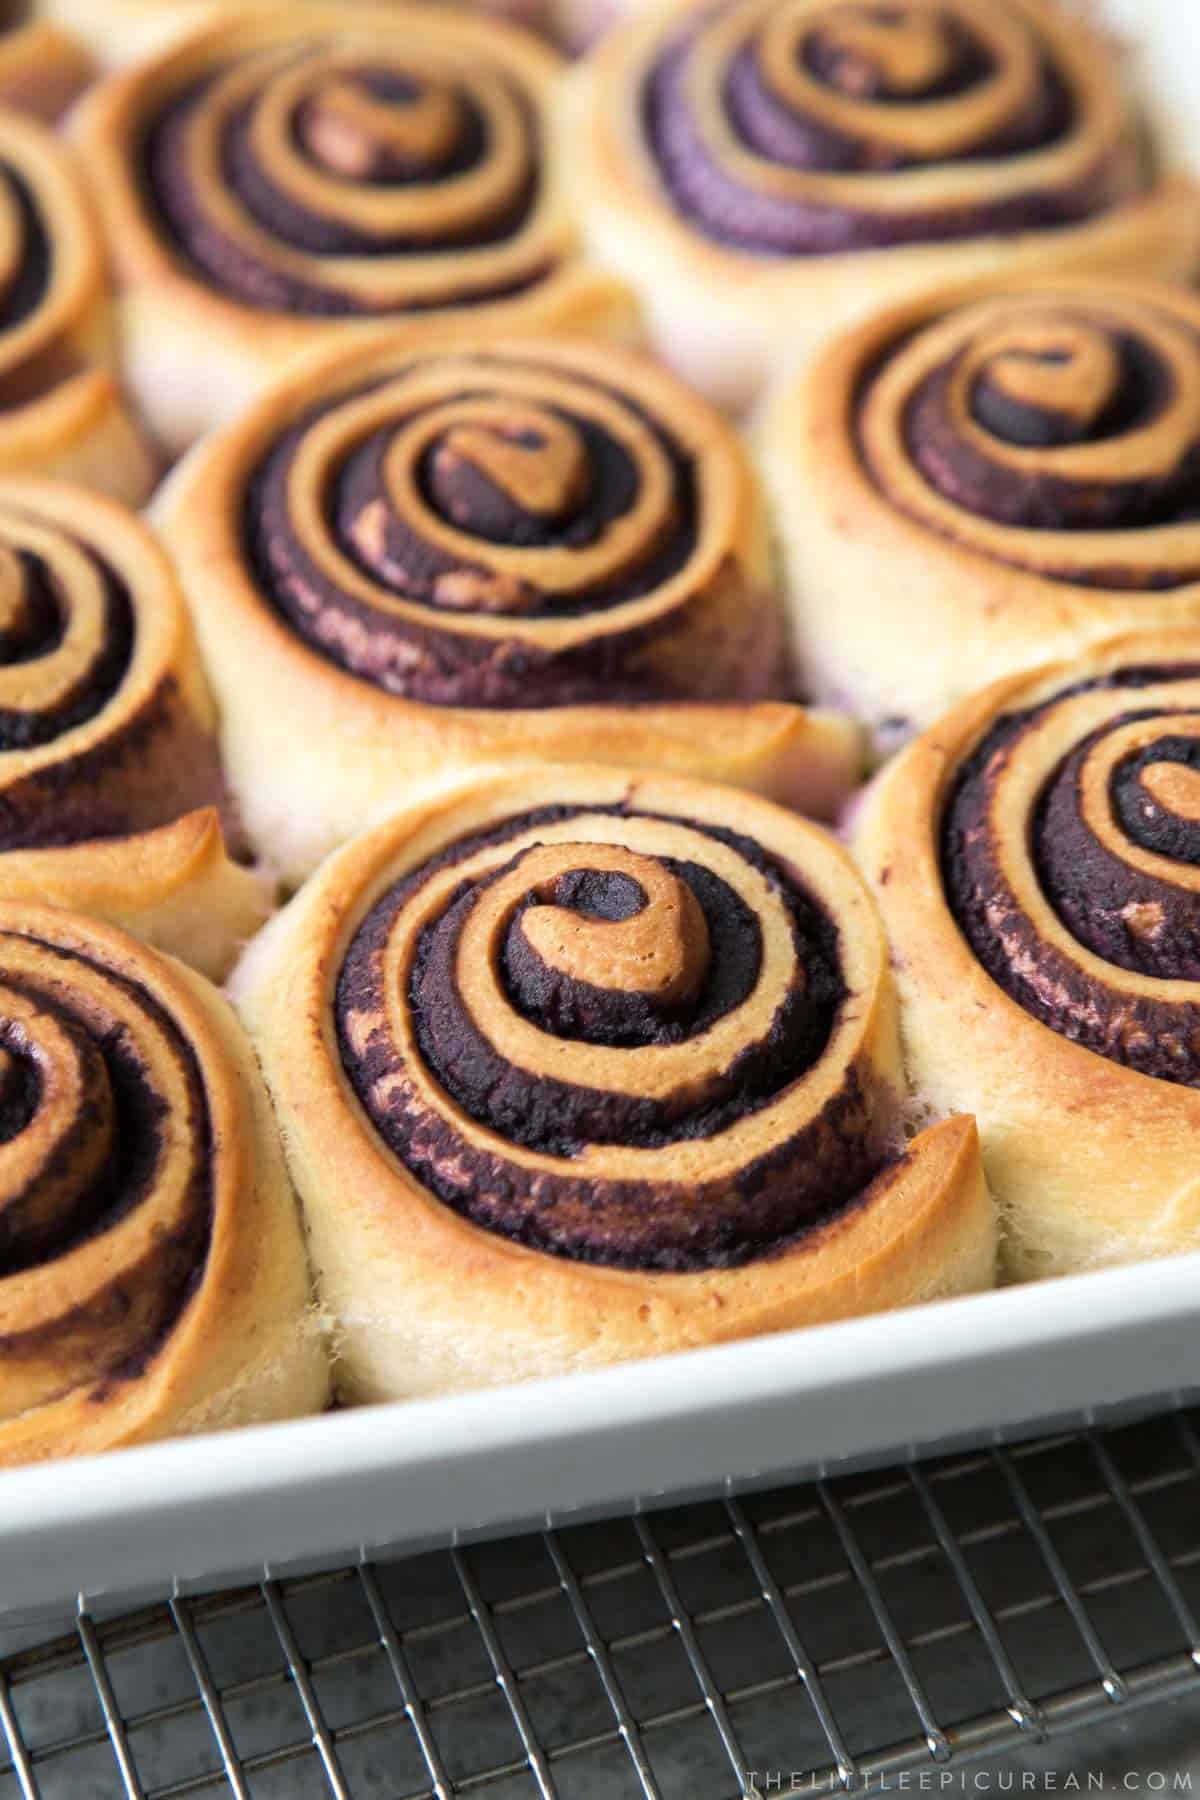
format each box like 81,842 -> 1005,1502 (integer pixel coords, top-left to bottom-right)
640,2 -> 1133,256
334,803 -> 907,1271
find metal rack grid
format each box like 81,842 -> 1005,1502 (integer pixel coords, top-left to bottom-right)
1,1403 -> 1198,1799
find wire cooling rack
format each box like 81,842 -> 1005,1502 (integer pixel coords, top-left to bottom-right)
0,1405 -> 1198,1800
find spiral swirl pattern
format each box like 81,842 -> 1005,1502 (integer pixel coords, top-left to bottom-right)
334,786 -> 905,1270
636,0 -> 1140,256
134,7 -> 573,318
941,658 -> 1200,1084
859,287 -> 1200,591
0,909 -> 212,1417
0,483 -> 226,852
241,339 -> 784,707
237,767 -> 994,1393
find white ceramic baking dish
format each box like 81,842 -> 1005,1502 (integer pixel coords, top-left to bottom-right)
0,1243 -> 1196,1629
2,0 -> 1198,1630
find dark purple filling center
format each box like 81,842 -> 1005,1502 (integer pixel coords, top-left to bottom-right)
501,860 -> 756,1047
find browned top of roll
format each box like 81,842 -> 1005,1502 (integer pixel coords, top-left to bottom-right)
853,280 -> 1200,594
0,906 -> 216,1423
328,774 -> 904,1271
179,333 -> 787,709
85,4 -> 583,321
604,0 -> 1146,258
597,0 -> 1165,270
0,480 -> 224,851
936,648 -> 1200,1086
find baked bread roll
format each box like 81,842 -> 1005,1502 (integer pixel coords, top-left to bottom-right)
70,4 -> 636,453
0,903 -> 328,1466
233,766 -> 994,1399
0,10 -> 91,120
0,479 -> 268,979
0,108 -> 155,502
762,277 -> 1200,750
854,634 -> 1200,1281
158,332 -> 860,884
565,0 -> 1200,411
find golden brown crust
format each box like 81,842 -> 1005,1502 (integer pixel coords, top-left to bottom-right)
0,478 -> 264,979
0,903 -> 328,1466
565,0 -> 1200,409
762,276 -> 1200,744
70,3 -> 638,451
232,765 -> 995,1398
158,330 -> 861,882
853,630 -> 1200,1279
0,810 -> 272,983
0,18 -> 91,121
0,110 -> 156,501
